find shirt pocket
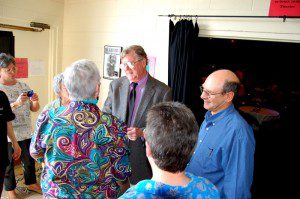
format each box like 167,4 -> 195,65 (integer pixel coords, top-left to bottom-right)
198,145 -> 220,171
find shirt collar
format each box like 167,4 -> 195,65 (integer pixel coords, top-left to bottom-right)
205,104 -> 235,123
130,73 -> 148,88
83,99 -> 98,104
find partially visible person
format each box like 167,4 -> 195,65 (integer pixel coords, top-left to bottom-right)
30,59 -> 131,198
103,45 -> 172,185
265,81 -> 285,112
234,69 -> 247,105
0,53 -> 41,198
42,73 -> 70,111
0,91 -> 21,197
119,102 -> 220,199
186,69 -> 255,199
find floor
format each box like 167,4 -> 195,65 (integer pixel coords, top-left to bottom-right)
1,163 -> 43,199
1,190 -> 42,199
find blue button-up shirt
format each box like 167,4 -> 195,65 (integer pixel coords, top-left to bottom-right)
186,104 -> 255,199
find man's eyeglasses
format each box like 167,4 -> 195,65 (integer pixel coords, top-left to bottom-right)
119,59 -> 142,70
200,86 -> 224,98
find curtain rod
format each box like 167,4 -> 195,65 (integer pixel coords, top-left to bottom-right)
0,23 -> 44,32
158,14 -> 300,22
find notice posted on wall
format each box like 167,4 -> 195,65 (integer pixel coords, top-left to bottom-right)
269,0 -> 300,16
28,60 -> 45,76
147,56 -> 156,77
15,58 -> 28,78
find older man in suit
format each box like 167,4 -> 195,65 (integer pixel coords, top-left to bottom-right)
103,45 -> 172,185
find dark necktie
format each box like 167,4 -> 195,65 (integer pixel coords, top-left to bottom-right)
126,82 -> 138,126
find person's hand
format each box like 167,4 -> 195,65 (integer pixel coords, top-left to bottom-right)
127,127 -> 144,141
30,93 -> 39,102
29,92 -> 40,112
12,142 -> 21,160
16,93 -> 29,106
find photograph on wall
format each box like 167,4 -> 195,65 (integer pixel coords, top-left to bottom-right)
103,45 -> 122,80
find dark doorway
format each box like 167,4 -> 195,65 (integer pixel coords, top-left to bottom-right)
192,37 -> 299,198
0,31 -> 15,56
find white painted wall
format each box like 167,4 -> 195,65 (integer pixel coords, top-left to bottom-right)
0,0 -> 64,127
62,0 -> 300,109
1,0 -> 300,114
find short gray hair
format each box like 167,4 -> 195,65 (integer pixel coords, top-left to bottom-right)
63,59 -> 100,101
0,53 -> 15,68
53,73 -> 63,96
121,45 -> 148,65
223,80 -> 240,99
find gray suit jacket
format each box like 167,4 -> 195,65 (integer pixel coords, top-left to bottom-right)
102,75 -> 172,184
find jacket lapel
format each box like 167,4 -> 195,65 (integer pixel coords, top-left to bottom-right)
118,78 -> 130,121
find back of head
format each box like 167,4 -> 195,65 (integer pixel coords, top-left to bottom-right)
0,53 -> 15,68
53,73 -> 63,96
63,59 -> 100,101
145,102 -> 199,173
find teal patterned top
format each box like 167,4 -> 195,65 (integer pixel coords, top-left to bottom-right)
119,172 -> 220,199
30,101 -> 131,199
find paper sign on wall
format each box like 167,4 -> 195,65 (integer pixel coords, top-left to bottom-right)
15,58 -> 28,78
146,56 -> 156,77
28,60 -> 45,76
269,0 -> 300,16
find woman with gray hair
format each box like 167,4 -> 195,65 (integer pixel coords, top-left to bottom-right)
30,59 -> 131,198
42,73 -> 69,111
53,73 -> 63,96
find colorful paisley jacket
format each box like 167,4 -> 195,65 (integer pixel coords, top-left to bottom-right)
30,101 -> 131,199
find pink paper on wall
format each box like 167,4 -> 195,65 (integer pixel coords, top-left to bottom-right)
269,0 -> 300,16
15,58 -> 28,78
146,56 -> 156,77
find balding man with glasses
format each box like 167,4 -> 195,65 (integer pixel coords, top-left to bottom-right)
186,69 -> 255,199
103,45 -> 172,185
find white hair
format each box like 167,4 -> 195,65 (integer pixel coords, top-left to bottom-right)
53,73 -> 63,96
63,59 -> 100,101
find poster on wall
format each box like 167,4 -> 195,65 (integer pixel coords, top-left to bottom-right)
28,60 -> 45,76
146,56 -> 156,77
269,0 -> 300,16
103,45 -> 122,80
15,58 -> 28,78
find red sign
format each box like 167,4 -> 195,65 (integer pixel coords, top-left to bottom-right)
15,58 -> 28,78
269,0 -> 300,16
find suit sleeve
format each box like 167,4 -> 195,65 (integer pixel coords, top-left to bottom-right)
163,87 -> 173,102
102,81 -> 113,114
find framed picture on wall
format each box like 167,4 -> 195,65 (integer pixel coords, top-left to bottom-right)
103,45 -> 122,80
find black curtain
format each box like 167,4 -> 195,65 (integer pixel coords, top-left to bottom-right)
0,31 -> 15,56
168,19 -> 201,121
